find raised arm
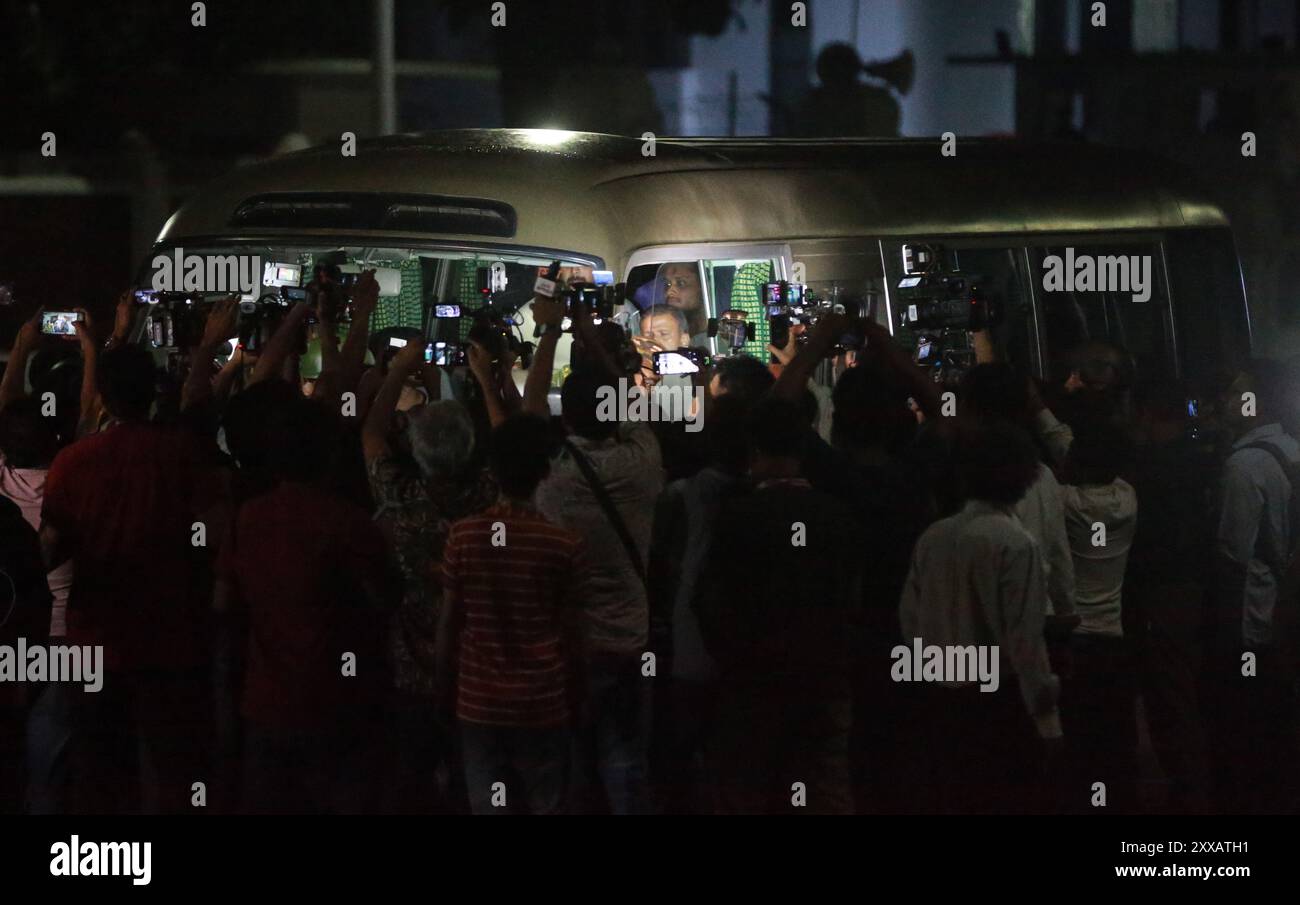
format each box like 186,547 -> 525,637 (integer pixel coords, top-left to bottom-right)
0,308 -> 42,410
181,296 -> 239,413
467,340 -> 510,429
522,296 -> 564,417
249,302 -> 310,385
361,339 -> 426,463
71,308 -> 101,436
338,271 -> 379,395
772,313 -> 843,402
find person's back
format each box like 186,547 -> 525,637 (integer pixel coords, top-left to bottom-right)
43,414 -> 211,670
0,495 -> 51,813
1063,479 -> 1137,631
0,399 -> 70,638
1061,431 -> 1138,636
39,345 -> 216,814
219,396 -> 394,814
959,364 -> 1076,624
220,481 -> 392,727
444,503 -> 584,728
1057,424 -> 1140,811
439,413 -> 589,815
534,373 -> 664,814
695,396 -> 860,814
701,480 -> 858,685
1209,360 -> 1300,813
902,503 -> 1055,714
536,416 -> 663,654
897,423 -> 1060,814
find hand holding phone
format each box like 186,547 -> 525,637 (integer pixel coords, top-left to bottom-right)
653,348 -> 711,376
41,311 -> 82,337
427,341 -> 467,367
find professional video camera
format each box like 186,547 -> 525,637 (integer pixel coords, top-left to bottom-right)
710,309 -> 754,354
559,282 -> 620,327
895,273 -> 993,332
237,291 -> 310,355
571,319 -> 642,378
459,266 -> 535,368
894,243 -> 998,388
146,292 -> 214,350
763,281 -> 870,354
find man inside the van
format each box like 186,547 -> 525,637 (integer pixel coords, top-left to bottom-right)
636,305 -> 692,393
656,263 -> 710,346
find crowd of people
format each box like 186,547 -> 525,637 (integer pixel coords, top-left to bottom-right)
1,268 -> 1298,815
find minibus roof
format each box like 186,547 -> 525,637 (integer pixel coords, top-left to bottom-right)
156,129 -> 1229,269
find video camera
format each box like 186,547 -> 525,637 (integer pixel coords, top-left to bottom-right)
763,281 -> 869,354
560,282 -> 620,328
895,244 -> 997,388
146,292 -> 213,350
236,291 -> 312,355
459,266 -> 533,368
710,309 -> 754,354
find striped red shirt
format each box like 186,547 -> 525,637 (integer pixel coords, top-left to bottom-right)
443,501 -> 589,727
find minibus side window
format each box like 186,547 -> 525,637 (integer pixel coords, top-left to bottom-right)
626,258 -> 781,358
1164,228 -> 1251,383
1030,243 -> 1173,386
947,247 -> 1035,377
881,240 -> 1036,379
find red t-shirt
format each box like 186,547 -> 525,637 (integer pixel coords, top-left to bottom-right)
41,422 -> 214,672
443,502 -> 589,728
216,482 -> 392,730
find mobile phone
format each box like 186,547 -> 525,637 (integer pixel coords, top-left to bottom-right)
263,262 -> 302,288
427,341 -> 466,367
134,289 -> 161,305
389,336 -> 408,349
280,286 -> 308,303
434,304 -> 462,318
653,348 -> 710,376
1187,398 -> 1200,418
41,311 -> 81,336
592,270 -> 615,286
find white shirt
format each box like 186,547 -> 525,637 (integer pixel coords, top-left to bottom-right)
899,500 -> 1062,738
1014,463 -> 1077,620
1062,478 -> 1138,636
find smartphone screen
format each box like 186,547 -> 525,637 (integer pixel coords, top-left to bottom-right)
389,337 -> 408,349
654,350 -> 703,376
134,289 -> 161,305
435,304 -> 461,318
429,341 -> 463,366
41,311 -> 81,336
